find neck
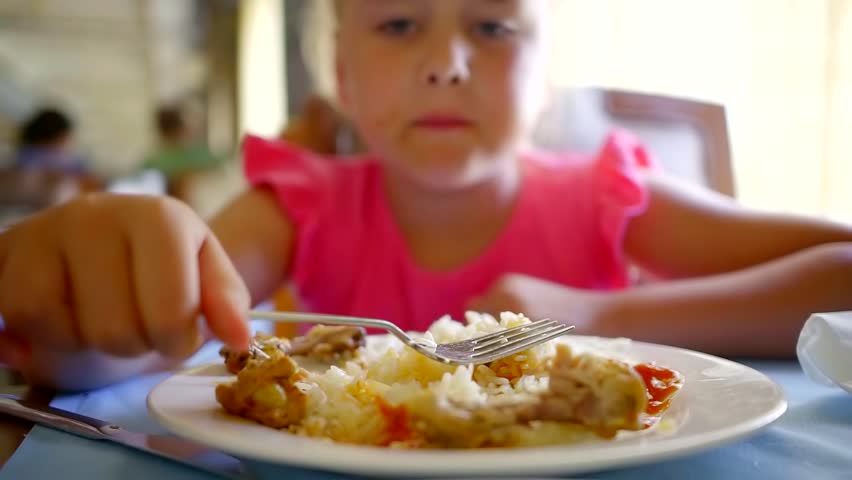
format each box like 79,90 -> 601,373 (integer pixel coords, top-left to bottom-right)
382,159 -> 523,270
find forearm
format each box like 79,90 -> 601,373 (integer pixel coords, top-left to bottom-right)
628,175 -> 852,278
209,189 -> 293,306
596,242 -> 852,358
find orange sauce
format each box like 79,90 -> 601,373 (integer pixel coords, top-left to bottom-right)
376,397 -> 414,446
634,362 -> 684,428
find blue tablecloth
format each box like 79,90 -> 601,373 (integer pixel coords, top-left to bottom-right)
1,349 -> 850,480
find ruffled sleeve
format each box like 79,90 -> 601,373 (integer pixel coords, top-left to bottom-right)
594,129 -> 657,268
242,134 -> 335,228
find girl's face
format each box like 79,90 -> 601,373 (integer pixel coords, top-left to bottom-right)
336,0 -> 548,189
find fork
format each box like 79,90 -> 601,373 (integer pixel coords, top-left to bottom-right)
248,310 -> 574,365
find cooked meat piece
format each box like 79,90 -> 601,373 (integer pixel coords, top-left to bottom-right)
288,325 -> 366,359
520,344 -> 648,434
219,334 -> 290,374
220,326 -> 365,374
215,354 -> 309,429
401,345 -> 650,446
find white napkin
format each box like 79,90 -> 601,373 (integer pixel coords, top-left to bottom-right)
796,311 -> 852,393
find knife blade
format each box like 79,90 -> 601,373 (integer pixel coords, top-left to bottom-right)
0,393 -> 251,479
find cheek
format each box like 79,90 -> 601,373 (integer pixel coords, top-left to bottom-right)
340,63 -> 412,155
502,45 -> 547,130
344,57 -> 407,126
476,50 -> 541,133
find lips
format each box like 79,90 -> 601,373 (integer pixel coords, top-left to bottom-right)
413,114 -> 472,130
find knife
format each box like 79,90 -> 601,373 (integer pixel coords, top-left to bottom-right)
0,393 -> 252,479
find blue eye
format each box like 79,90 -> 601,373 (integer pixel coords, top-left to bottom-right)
378,18 -> 417,36
476,21 -> 516,39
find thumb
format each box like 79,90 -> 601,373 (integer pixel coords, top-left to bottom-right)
198,233 -> 251,351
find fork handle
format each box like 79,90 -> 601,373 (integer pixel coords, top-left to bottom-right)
248,310 -> 406,337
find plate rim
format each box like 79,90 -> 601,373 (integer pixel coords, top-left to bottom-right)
147,338 -> 788,477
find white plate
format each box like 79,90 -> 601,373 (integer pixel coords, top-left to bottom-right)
148,338 -> 787,478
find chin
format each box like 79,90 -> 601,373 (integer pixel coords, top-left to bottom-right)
398,159 -> 498,191
380,139 -> 516,190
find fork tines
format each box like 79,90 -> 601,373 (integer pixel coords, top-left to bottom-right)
250,338 -> 272,359
471,320 -> 574,361
471,318 -> 560,349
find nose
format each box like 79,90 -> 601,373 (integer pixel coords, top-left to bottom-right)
422,35 -> 471,87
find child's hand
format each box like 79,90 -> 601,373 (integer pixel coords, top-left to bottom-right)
467,274 -> 606,332
0,194 -> 251,371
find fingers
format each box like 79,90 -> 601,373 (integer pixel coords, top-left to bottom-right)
0,224 -> 77,351
1,193 -> 252,364
0,331 -> 30,369
198,233 -> 251,351
126,198 -> 206,358
465,274 -> 528,317
64,219 -> 150,357
78,195 -> 250,357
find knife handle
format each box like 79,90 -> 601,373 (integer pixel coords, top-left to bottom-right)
0,394 -> 113,440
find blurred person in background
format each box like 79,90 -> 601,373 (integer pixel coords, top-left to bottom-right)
14,108 -> 86,174
142,103 -> 227,202
279,94 -> 359,155
0,108 -> 100,218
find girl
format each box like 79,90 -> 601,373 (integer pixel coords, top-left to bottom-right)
1,0 -> 851,390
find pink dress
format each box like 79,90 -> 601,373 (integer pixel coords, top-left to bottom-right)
243,130 -> 654,332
